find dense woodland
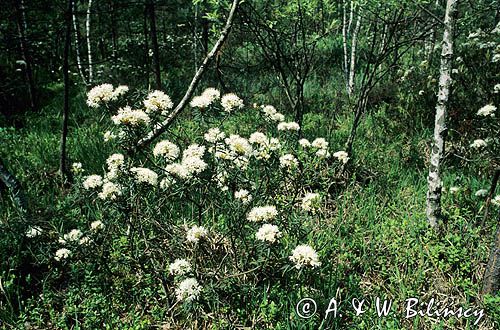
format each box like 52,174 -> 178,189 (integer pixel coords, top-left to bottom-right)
0,0 -> 499,328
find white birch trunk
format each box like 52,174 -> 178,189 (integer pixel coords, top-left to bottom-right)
86,0 -> 93,84
72,1 -> 87,85
426,0 -> 458,227
348,13 -> 361,97
342,0 -> 350,94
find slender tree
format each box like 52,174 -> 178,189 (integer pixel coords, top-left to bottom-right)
86,0 -> 93,84
146,0 -> 162,89
60,0 -> 73,179
426,0 -> 458,227
73,0 -> 88,85
14,0 -> 37,111
482,213 -> 500,295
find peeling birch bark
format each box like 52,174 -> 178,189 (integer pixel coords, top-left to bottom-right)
86,0 -> 93,84
426,0 -> 458,227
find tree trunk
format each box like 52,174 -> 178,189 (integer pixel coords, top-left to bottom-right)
426,0 -> 458,227
143,6 -> 150,88
72,0 -> 88,85
147,0 -> 162,90
482,215 -> 500,295
60,0 -> 73,180
482,169 -> 500,226
342,0 -> 350,94
348,12 -> 361,97
15,0 -> 37,112
86,0 -> 93,84
110,0 -> 118,60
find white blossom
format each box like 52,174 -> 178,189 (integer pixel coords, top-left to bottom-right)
55,248 -> 72,261
475,189 -> 488,197
90,220 -> 105,231
247,205 -> 278,222
301,193 -> 321,212
71,162 -> 84,174
175,278 -> 202,302
144,90 -> 173,113
86,84 -> 115,107
83,175 -> 103,190
98,181 -> 122,200
111,106 -> 150,126
26,226 -> 43,238
204,128 -> 225,143
186,225 -> 208,243
477,104 -> 496,117
279,154 -> 298,169
289,245 -> 321,269
235,189 -> 252,204
332,151 -> 349,164
153,140 -> 180,160
256,224 -> 281,243
221,93 -> 244,112
168,259 -> 192,276
470,139 -> 487,149
130,167 -> 158,186
277,121 -> 300,131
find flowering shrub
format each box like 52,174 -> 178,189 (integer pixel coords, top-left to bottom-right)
28,85 -> 350,321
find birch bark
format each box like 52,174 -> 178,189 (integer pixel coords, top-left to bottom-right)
86,0 -> 93,84
426,0 -> 458,227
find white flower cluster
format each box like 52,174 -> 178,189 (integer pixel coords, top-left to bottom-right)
186,225 -> 208,243
86,84 -> 128,108
59,229 -> 89,246
103,130 -> 117,142
26,226 -> 43,238
299,138 -> 331,158
277,121 -> 300,131
247,205 -> 278,222
212,134 -> 254,169
83,174 -> 103,190
190,87 -> 221,109
168,259 -> 192,276
477,104 -> 496,117
470,139 -> 487,149
221,93 -> 244,112
106,153 -> 125,180
279,154 -> 298,169
175,278 -> 202,302
90,220 -> 105,231
153,140 -> 180,160
332,151 -> 349,164
54,248 -> 71,261
204,127 -> 226,143
289,245 -> 321,269
255,224 -> 281,243
165,144 -> 207,180
130,167 -> 158,186
98,181 -> 122,200
301,193 -> 321,212
249,132 -> 281,160
144,90 -> 174,114
235,189 -> 252,204
111,106 -> 150,126
71,162 -> 84,174
492,195 -> 500,206
261,105 -> 285,122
